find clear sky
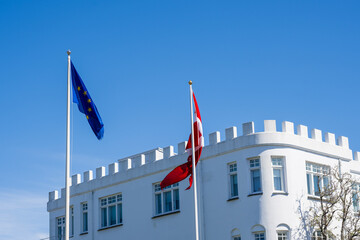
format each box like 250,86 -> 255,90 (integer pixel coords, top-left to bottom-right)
0,1 -> 359,239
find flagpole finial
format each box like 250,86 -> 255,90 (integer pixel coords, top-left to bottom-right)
188,80 -> 192,85
67,50 -> 71,55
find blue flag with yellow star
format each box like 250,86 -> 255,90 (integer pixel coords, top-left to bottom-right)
71,62 -> 104,140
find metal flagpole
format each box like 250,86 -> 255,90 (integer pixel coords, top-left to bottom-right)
65,50 -> 71,240
189,80 -> 200,240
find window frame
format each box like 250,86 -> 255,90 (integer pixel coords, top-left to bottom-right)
271,156 -> 286,193
277,231 -> 289,240
352,183 -> 360,212
311,230 -> 331,240
249,158 -> 262,194
99,193 -> 123,229
253,232 -> 265,240
81,202 -> 88,234
56,216 -> 65,240
153,182 -> 180,217
70,206 -> 74,237
228,162 -> 239,199
306,162 -> 330,197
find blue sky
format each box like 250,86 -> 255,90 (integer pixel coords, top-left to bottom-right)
0,1 -> 359,239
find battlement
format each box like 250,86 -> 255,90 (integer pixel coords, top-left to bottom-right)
48,120 -> 359,203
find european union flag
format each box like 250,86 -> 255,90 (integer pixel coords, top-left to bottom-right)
71,62 -> 104,140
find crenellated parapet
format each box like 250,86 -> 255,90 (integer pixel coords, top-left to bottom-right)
47,120 -> 360,205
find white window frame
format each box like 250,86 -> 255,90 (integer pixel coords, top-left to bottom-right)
153,182 -> 180,216
231,228 -> 241,240
81,202 -> 88,233
70,206 -> 74,237
228,162 -> 238,199
56,216 -> 65,240
352,183 -> 360,212
254,232 -> 265,240
277,231 -> 289,240
249,158 -> 262,193
306,162 -> 330,197
311,230 -> 327,240
99,193 -> 123,229
271,157 -> 286,192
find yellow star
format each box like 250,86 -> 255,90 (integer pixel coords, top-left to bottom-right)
83,91 -> 87,96
88,107 -> 92,112
86,115 -> 89,119
87,99 -> 91,103
77,86 -> 81,91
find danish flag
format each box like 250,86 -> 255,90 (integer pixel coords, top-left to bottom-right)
160,92 -> 204,190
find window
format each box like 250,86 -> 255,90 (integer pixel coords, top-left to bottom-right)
252,225 -> 265,240
154,183 -> 179,216
231,228 -> 241,240
311,230 -> 335,239
306,162 -> 330,196
254,232 -> 265,240
250,158 -> 262,193
81,202 -> 88,233
228,162 -> 238,198
311,230 -> 326,240
70,207 -> 74,237
100,193 -> 123,228
56,216 -> 65,240
276,224 -> 290,239
272,157 -> 285,192
277,232 -> 288,240
352,183 -> 360,212
57,211 -> 73,239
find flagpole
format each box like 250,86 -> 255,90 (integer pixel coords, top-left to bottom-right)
189,80 -> 200,240
65,50 -> 71,240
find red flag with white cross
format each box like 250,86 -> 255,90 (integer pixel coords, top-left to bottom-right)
160,91 -> 204,190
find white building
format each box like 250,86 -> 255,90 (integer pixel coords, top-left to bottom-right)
47,120 -> 360,240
